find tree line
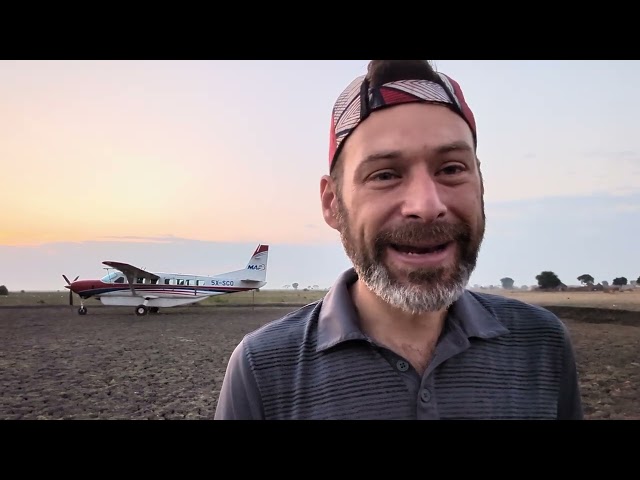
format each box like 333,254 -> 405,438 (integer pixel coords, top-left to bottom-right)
497,273 -> 640,290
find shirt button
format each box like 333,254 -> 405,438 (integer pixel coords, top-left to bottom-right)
420,389 -> 432,403
396,360 -> 409,372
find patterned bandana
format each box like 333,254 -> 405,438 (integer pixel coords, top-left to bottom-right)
328,71 -> 477,171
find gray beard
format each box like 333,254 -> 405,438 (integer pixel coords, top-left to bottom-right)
336,199 -> 480,315
354,258 -> 472,315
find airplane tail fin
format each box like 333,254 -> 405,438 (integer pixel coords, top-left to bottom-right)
241,244 -> 269,282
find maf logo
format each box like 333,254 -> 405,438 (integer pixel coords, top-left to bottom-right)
247,264 -> 265,270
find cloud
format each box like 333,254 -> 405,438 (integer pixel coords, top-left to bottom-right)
482,149 -> 640,202
611,204 -> 640,213
583,149 -> 640,161
97,235 -> 188,244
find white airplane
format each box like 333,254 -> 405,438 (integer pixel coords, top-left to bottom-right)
63,244 -> 269,316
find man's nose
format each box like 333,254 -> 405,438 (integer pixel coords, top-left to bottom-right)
399,174 -> 447,222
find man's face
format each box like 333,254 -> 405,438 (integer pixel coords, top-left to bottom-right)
321,102 -> 485,314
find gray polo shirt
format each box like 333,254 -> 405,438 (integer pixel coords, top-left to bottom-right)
214,268 -> 583,420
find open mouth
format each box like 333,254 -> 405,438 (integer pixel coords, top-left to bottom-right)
389,242 -> 451,255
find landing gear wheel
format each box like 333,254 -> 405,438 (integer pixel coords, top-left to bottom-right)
135,305 -> 148,316
78,306 -> 87,315
149,307 -> 159,314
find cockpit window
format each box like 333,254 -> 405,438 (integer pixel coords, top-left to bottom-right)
101,271 -> 126,283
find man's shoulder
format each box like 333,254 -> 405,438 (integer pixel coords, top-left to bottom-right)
243,300 -> 322,352
466,290 -> 567,333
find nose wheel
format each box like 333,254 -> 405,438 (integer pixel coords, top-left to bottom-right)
77,297 -> 87,315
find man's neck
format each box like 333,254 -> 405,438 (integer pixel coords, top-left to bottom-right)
350,278 -> 448,375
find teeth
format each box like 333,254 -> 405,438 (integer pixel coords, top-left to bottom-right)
395,243 -> 447,254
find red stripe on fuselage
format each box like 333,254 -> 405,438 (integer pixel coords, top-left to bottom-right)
67,279 -> 254,297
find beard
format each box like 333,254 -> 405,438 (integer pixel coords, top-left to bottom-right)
335,198 -> 484,314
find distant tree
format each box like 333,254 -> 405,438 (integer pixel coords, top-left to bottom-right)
577,274 -> 594,286
612,277 -> 628,286
292,282 -> 299,290
536,271 -> 562,289
500,277 -> 514,289
602,280 -> 609,287
0,285 -> 7,296
636,275 -> 640,284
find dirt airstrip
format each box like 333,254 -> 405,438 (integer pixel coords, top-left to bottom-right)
1,303 -> 638,420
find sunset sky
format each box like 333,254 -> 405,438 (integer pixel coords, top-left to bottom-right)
2,60 -> 639,291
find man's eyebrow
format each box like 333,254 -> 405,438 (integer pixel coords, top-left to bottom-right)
435,141 -> 473,155
360,141 -> 474,165
360,150 -> 404,165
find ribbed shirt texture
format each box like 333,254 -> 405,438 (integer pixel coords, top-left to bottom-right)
215,269 -> 583,420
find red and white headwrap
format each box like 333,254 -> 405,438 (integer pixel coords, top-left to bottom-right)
328,71 -> 477,171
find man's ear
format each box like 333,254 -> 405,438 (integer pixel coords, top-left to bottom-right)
320,175 -> 339,230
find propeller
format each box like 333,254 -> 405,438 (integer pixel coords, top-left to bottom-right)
62,274 -> 79,306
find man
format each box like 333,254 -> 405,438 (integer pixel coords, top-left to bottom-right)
214,60 -> 584,420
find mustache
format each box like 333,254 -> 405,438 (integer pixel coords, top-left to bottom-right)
374,221 -> 472,249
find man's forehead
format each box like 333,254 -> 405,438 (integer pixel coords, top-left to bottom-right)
346,116 -> 476,167
358,140 -> 474,164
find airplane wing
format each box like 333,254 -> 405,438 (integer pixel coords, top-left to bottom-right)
102,261 -> 161,296
102,261 -> 161,281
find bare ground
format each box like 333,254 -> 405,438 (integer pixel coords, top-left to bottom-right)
0,304 -> 638,420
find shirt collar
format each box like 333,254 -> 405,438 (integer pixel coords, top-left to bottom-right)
316,268 -> 509,352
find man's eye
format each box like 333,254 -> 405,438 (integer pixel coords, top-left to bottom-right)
370,171 -> 397,181
440,165 -> 465,175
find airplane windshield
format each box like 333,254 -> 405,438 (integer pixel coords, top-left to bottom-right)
101,271 -> 123,283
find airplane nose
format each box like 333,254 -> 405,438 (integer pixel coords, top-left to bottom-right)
62,274 -> 80,291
